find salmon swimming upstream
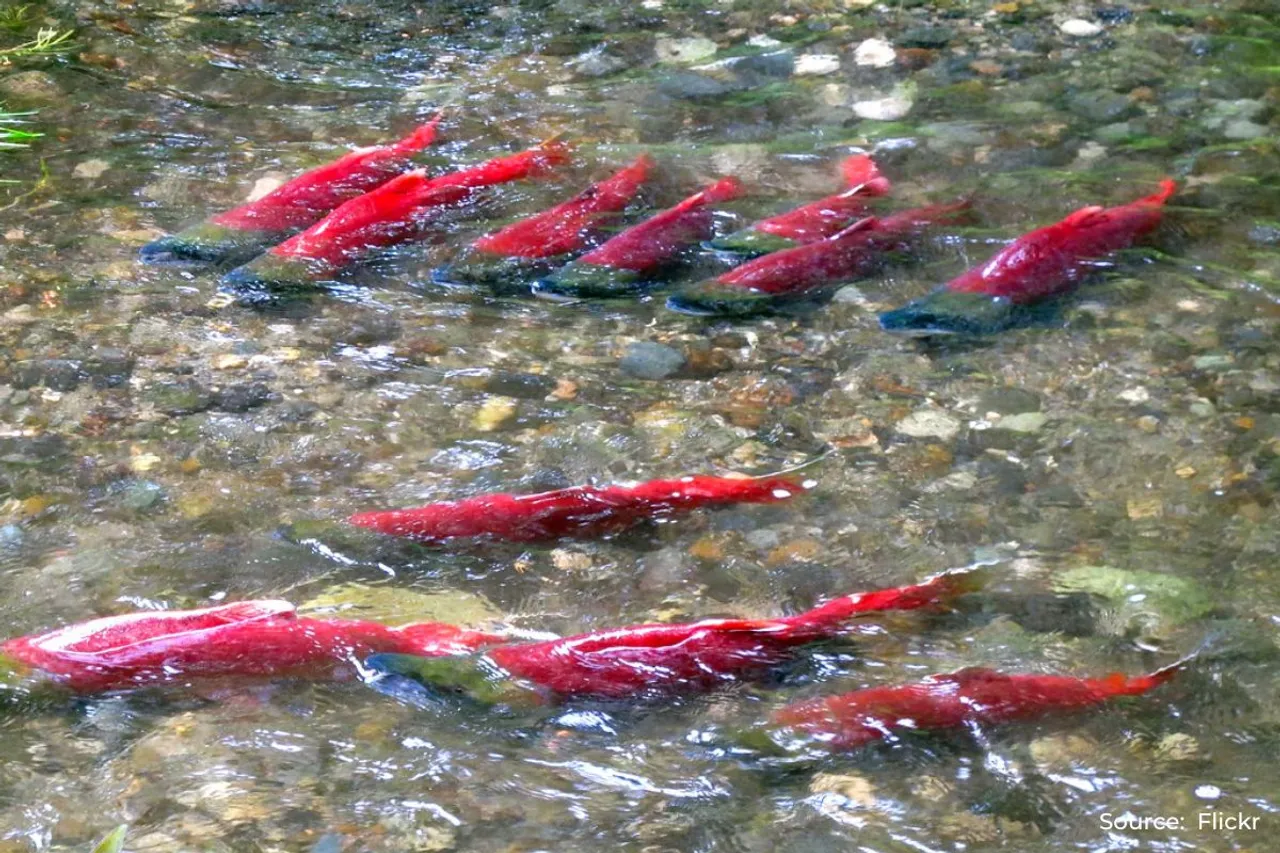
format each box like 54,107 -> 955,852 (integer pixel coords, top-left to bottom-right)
668,201 -> 969,317
348,473 -> 807,545
139,116 -> 444,267
433,155 -> 653,294
367,569 -> 984,704
707,154 -> 891,257
0,600 -> 502,700
217,140 -> 572,301
533,176 -> 743,300
879,179 -> 1178,335
764,659 -> 1185,752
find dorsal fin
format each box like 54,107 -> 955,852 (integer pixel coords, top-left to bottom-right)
937,666 -> 1003,685
829,216 -> 878,241
1061,205 -> 1107,228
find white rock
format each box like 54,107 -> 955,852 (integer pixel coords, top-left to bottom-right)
853,90 -> 913,121
246,173 -> 287,202
73,159 -> 110,180
1118,387 -> 1150,404
655,36 -> 718,64
1075,140 -> 1107,163
748,34 -> 782,48
1059,19 -> 1103,37
897,407 -> 961,440
794,53 -> 841,76
854,38 -> 896,68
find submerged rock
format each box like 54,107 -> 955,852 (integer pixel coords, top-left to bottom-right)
1059,19 -> 1103,37
654,36 -> 717,65
0,70 -> 64,104
620,342 -> 687,380
896,407 -> 961,441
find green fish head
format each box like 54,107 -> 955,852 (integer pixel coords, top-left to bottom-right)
879,290 -> 1019,336
365,653 -> 534,707
705,228 -> 799,259
533,262 -> 643,300
139,222 -> 277,268
433,251 -> 552,296
666,279 -> 773,318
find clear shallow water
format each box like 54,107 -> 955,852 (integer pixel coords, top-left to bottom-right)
1,0 -> 1279,850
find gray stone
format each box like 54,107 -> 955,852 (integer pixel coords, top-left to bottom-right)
994,412 -> 1048,434
0,70 -> 63,104
1068,92 -> 1138,123
1096,121 -> 1136,143
978,387 -> 1041,415
12,359 -> 83,392
1223,120 -> 1269,140
896,407 -> 962,441
732,50 -> 795,79
116,480 -> 166,511
146,380 -> 215,416
656,71 -> 733,100
214,382 -> 276,413
571,47 -> 628,78
899,26 -> 953,49
620,342 -> 687,380
1248,222 -> 1280,246
654,36 -> 717,65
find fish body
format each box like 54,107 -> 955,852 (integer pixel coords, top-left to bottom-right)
435,155 -> 653,294
0,600 -> 500,694
770,662 -> 1182,751
218,141 -> 571,301
139,118 -> 443,266
348,473 -> 804,545
534,177 -> 742,299
368,570 -> 983,703
669,202 -> 968,317
879,179 -> 1177,335
707,155 -> 890,257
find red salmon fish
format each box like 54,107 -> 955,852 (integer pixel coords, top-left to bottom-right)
670,201 -> 969,316
348,473 -> 806,544
368,569 -> 984,703
770,661 -> 1183,751
708,154 -> 890,256
219,140 -> 572,296
534,177 -> 744,299
139,116 -> 444,266
437,155 -> 654,292
879,179 -> 1178,335
0,600 -> 501,694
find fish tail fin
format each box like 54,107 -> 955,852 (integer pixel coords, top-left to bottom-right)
912,199 -> 973,224
626,152 -> 657,181
392,113 -> 446,154
1143,178 -> 1178,206
1106,638 -> 1212,696
794,566 -> 987,631
535,135 -> 575,169
926,563 -> 992,599
670,177 -> 745,213
841,154 -> 891,195
701,176 -> 744,205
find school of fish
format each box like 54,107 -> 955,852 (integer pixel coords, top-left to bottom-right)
0,117 -> 1192,767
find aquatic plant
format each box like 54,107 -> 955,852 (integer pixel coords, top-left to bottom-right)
0,25 -> 73,63
0,107 -> 39,150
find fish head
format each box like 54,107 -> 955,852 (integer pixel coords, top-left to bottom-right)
139,222 -> 273,267
364,652 -> 534,707
879,290 -> 1018,336
704,228 -> 798,259
532,262 -> 643,300
666,279 -> 772,318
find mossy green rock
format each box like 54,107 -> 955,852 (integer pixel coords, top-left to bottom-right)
299,582 -> 503,627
